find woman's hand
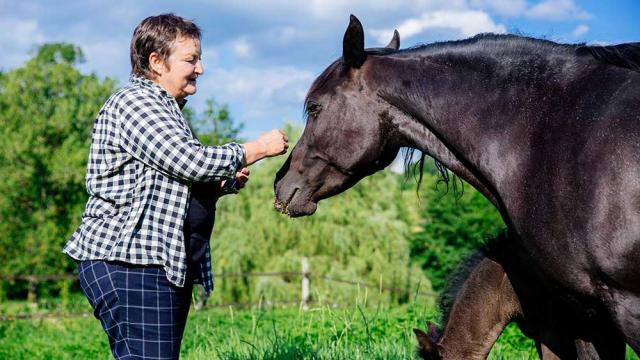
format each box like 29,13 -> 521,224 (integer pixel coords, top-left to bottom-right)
220,167 -> 250,194
243,130 -> 289,166
234,167 -> 250,190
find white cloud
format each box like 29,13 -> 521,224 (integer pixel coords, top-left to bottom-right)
571,24 -> 589,38
527,0 -> 591,21
266,26 -> 308,44
194,65 -> 314,124
309,0 -> 352,18
231,38 -> 253,59
77,38 -> 130,80
468,0 -> 592,22
0,17 -> 46,69
309,0 -> 409,18
370,10 -> 506,44
201,46 -> 220,67
469,0 -> 528,17
208,0 -> 468,23
0,18 -> 44,47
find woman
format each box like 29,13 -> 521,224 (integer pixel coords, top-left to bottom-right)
63,13 -> 288,359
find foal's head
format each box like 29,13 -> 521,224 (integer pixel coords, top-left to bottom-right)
414,322 -> 443,360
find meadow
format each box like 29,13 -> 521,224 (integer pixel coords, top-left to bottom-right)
3,292 -> 638,360
0,295 -> 542,360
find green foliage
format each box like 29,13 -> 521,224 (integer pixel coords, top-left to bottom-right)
209,125 -> 431,306
184,98 -> 244,145
0,43 -> 115,287
31,43 -> 85,65
409,172 -> 505,291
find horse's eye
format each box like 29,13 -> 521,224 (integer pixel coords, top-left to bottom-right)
307,103 -> 322,116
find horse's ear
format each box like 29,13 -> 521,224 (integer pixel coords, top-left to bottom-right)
386,30 -> 400,50
343,14 -> 367,68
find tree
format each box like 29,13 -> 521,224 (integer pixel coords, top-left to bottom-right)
0,43 -> 115,295
184,98 -> 244,145
208,125 -> 432,306
409,171 -> 505,291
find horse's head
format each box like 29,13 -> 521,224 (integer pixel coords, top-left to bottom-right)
414,322 -> 443,360
274,15 -> 402,217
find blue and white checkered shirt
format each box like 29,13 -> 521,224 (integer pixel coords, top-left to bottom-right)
63,76 -> 245,294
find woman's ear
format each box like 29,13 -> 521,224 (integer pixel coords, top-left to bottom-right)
149,52 -> 166,77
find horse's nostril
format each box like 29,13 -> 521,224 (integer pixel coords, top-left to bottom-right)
274,187 -> 299,214
273,199 -> 287,214
286,187 -> 299,206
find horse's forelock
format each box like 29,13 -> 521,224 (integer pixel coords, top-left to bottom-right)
304,59 -> 343,112
304,48 -> 398,115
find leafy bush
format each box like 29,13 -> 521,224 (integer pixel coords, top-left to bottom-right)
209,126 -> 431,306
0,43 -> 115,296
409,166 -> 505,291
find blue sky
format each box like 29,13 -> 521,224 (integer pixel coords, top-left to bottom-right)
2,0 -> 638,139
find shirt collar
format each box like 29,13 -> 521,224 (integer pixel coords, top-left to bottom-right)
130,75 -> 188,109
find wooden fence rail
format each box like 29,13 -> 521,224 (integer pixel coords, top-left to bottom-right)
0,258 -> 435,321
0,272 -> 304,281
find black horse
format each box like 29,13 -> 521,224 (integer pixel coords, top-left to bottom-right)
274,15 -> 640,350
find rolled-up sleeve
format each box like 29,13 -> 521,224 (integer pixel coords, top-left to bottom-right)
117,91 -> 245,182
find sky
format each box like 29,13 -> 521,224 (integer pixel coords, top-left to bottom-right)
1,0 -> 639,140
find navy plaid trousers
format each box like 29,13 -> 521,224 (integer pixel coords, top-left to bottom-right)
78,260 -> 193,359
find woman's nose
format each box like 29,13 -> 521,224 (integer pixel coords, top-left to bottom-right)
195,60 -> 204,75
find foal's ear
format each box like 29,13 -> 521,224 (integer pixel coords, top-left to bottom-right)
343,14 -> 367,68
413,328 -> 436,352
427,321 -> 439,337
385,30 -> 400,50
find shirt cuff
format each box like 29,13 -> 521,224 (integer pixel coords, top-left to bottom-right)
235,143 -> 247,169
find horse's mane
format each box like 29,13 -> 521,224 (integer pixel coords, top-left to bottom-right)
576,42 -> 640,71
399,33 -> 640,73
437,230 -> 508,326
401,33 -> 575,57
402,148 -> 463,197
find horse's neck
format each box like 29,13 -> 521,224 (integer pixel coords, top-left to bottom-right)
380,51 -> 569,218
384,103 -> 501,209
438,258 -> 520,359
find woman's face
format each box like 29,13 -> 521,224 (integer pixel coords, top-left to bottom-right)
153,36 -> 203,100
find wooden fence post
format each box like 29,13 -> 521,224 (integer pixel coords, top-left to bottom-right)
27,276 -> 37,304
301,257 -> 310,310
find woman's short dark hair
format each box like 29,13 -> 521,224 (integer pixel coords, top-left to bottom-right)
130,13 -> 201,79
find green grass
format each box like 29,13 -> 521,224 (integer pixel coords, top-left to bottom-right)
0,297 -> 637,359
